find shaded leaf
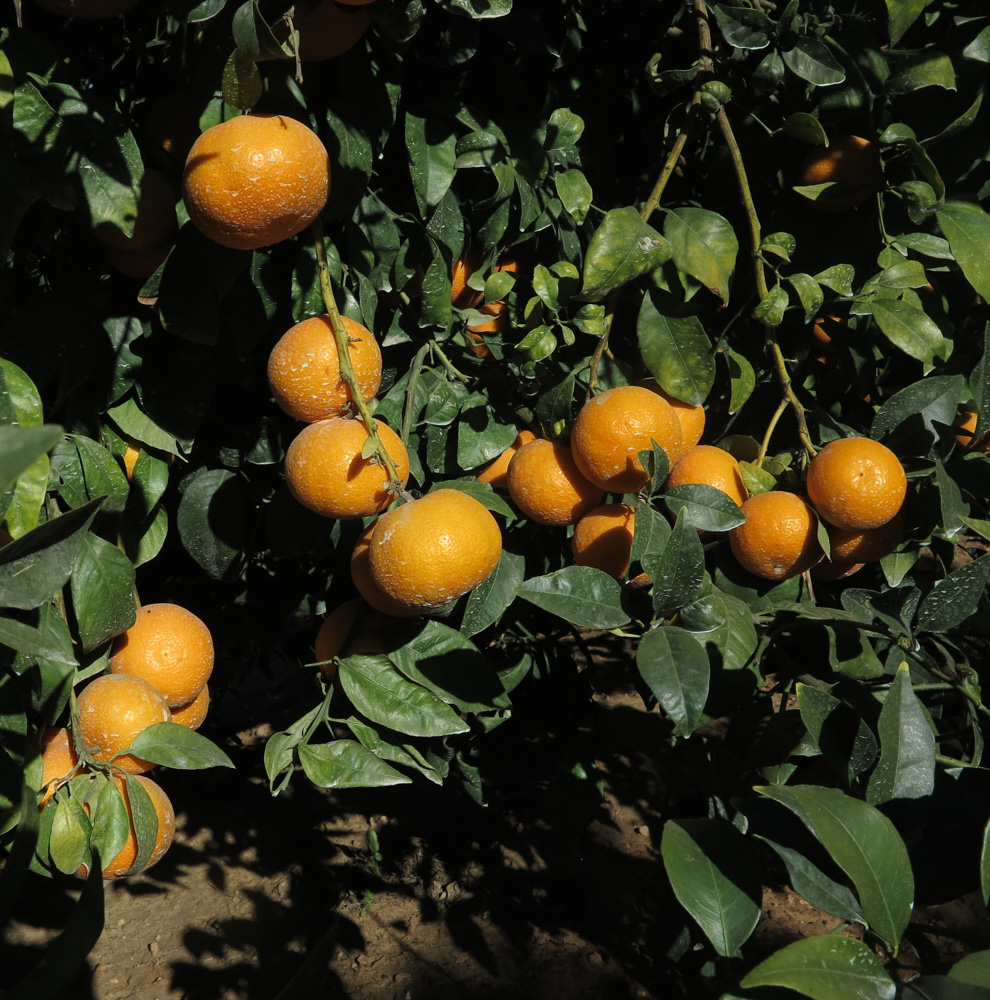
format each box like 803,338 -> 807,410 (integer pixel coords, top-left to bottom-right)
637,625 -> 709,736
516,566 -> 629,629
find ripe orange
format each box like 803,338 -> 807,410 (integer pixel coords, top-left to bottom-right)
121,441 -> 141,479
506,438 -> 604,526
350,523 -> 424,618
570,385 -> 683,493
451,251 -> 484,309
466,301 -> 507,358
183,114 -> 330,250
812,513 -> 903,581
104,243 -> 171,280
95,168 -> 177,253
665,445 -> 749,508
109,603 -> 214,708
639,378 -> 706,454
369,489 -> 503,611
170,684 -> 210,731
80,774 -> 175,880
477,429 -> 538,488
293,0 -> 372,60
76,674 -> 172,774
284,417 -> 410,519
955,409 -> 979,448
267,314 -> 382,423
805,437 -> 906,531
31,0 -> 136,16
729,491 -> 823,581
39,727 -> 80,809
314,597 -> 394,678
571,503 -> 637,580
798,135 -> 882,213
811,313 -> 845,347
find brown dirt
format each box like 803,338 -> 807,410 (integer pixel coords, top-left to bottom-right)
4,634 -> 989,998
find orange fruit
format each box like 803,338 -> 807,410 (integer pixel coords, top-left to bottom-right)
284,417 -> 410,519
798,135 -> 882,213
729,491 -> 823,581
95,168 -> 177,253
466,301 -> 507,358
506,438 -> 604,526
39,727 -> 80,809
170,684 -> 210,731
267,314 -> 382,423
122,441 -> 141,479
639,378 -> 706,454
314,597 -> 394,679
183,114 -> 330,251
571,503 -> 637,580
104,242 -> 170,280
350,523 -> 423,618
570,385 -> 683,493
80,774 -> 175,880
451,251 -> 484,309
955,409 -> 978,448
811,313 -> 845,347
477,429 -> 538,488
805,437 -> 906,531
665,445 -> 749,508
109,603 -> 214,708
369,489 -> 503,611
812,513 -> 904,581
76,674 -> 172,774
31,0 -> 136,16
292,0 -> 372,60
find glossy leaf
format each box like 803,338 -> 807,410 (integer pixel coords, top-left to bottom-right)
870,375 -> 965,441
866,663 -> 935,804
516,566 -> 629,629
127,722 -> 235,769
781,37 -> 845,86
338,654 -> 470,738
741,935 -> 896,999
642,513 -> 705,610
869,298 -> 947,373
662,484 -> 744,533
637,625 -> 710,736
298,741 -> 412,789
68,533 -> 136,653
916,554 -> 990,632
461,549 -> 525,637
637,289 -> 715,406
663,208 -> 738,305
757,784 -> 913,951
661,818 -> 761,957
937,201 -> 990,305
681,590 -> 758,672
406,111 -> 457,216
176,468 -> 245,580
0,425 -> 62,497
580,207 -> 671,302
951,951 -> 990,988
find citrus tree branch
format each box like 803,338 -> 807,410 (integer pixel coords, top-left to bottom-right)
310,220 -> 401,488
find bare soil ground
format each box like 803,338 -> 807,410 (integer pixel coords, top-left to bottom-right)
5,635 -> 989,999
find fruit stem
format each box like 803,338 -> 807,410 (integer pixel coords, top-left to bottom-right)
756,397 -> 789,467
310,221 -> 401,490
430,343 -> 471,385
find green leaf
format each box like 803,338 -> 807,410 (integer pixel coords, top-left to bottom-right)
68,533 -> 136,653
442,0 -> 511,18
347,718 -> 443,785
869,298 -> 948,373
222,51 -> 264,111
711,4 -> 772,50
298,741 -> 412,788
544,107 -> 584,150
934,459 -> 968,540
662,484 -> 745,533
554,168 -> 592,224
637,625 -> 710,736
888,51 -> 957,95
515,566 -> 629,629
127,722 -> 234,769
663,208 -> 738,305
105,397 -> 179,456
781,36 -> 845,87
741,935 -> 896,999
916,554 -> 990,633
661,818 -> 761,957
952,951 -> 990,988
866,663 -> 935,805
680,591 -> 758,672
760,837 -> 865,926
338,655 -> 470,738
0,498 -> 102,611
89,777 -> 130,878
886,0 -> 925,45
579,207 -> 672,302
779,113 -> 829,146
630,502 -> 671,564
637,290 -> 715,406
49,436 -> 130,516
406,111 -> 457,217
389,620 -> 506,713
231,0 -> 292,60
727,348 -> 756,413
176,468 -> 245,580
870,375 -> 965,441
642,513 -> 705,610
49,794 -> 89,875
908,975 -> 990,1000
461,549 -> 525,638
0,425 -> 62,497
788,272 -> 824,322
757,784 -> 914,951
937,202 -> 990,305
752,284 -> 788,327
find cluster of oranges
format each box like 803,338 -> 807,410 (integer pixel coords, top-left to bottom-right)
477,380 -> 908,590
39,603 -> 214,878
